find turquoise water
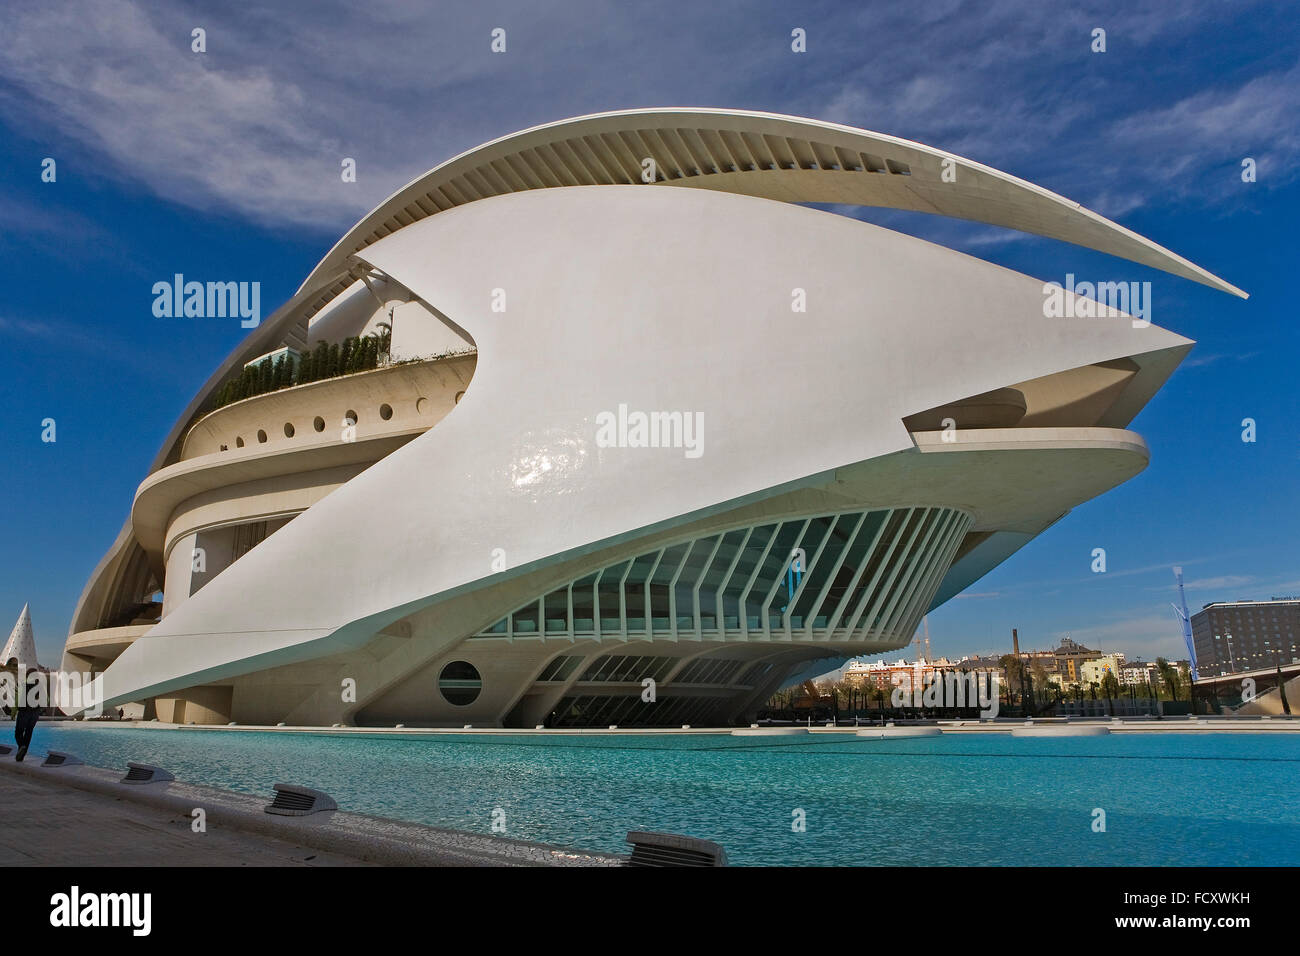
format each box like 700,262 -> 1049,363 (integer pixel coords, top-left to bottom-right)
25,725 -> 1300,866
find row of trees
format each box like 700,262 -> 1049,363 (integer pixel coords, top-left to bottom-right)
766,680 -> 898,714
766,656 -> 1190,717
1003,655 -> 1187,716
211,324 -> 392,410
1046,658 -> 1186,703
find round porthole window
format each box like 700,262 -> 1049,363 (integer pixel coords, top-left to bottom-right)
256,429 -> 267,443
313,416 -> 325,432
438,661 -> 481,706
379,403 -> 393,420
283,422 -> 295,438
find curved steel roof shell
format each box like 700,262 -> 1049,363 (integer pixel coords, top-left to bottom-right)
298,107 -> 1245,313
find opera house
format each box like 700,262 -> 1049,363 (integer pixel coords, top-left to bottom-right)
61,109 -> 1242,728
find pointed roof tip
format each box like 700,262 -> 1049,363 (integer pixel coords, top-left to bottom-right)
3,603 -> 39,671
1213,278 -> 1249,300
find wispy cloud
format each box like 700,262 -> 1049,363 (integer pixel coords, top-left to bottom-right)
817,3 -> 1298,220
1109,60 -> 1300,205
0,1 -> 410,231
1182,351 -> 1260,369
1050,613 -> 1187,660
0,316 -> 51,338
1092,558 -> 1213,582
0,0 -> 1294,236
0,314 -> 136,359
1182,574 -> 1254,591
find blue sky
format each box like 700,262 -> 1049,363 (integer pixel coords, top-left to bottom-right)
1,0 -> 1296,666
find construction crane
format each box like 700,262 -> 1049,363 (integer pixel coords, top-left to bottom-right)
1171,566 -> 1199,680
912,617 -> 934,663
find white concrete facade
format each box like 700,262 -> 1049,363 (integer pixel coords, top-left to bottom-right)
61,109 -> 1241,728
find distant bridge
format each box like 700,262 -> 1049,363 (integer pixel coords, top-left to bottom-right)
1193,661 -> 1300,715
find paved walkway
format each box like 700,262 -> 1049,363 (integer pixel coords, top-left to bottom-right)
0,757 -> 623,867
0,770 -> 369,866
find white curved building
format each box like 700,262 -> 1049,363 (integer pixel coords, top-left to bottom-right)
62,109 -> 1242,727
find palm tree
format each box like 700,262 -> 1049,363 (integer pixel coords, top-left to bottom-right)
1156,657 -> 1180,701
1030,660 -> 1049,687
369,321 -> 393,364
999,654 -> 1026,710
1100,672 -> 1120,717
870,682 -> 889,718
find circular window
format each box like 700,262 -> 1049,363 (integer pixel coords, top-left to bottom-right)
415,397 -> 428,415
379,403 -> 393,421
256,429 -> 267,443
438,661 -> 481,706
283,422 -> 295,438
235,436 -> 244,448
345,409 -> 358,425
313,416 -> 325,432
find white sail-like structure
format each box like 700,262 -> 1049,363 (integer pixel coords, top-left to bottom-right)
60,109 -> 1242,728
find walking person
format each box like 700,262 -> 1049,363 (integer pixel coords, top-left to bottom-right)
14,673 -> 41,762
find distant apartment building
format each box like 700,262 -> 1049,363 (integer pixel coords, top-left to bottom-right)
1118,662 -> 1159,687
1025,637 -> 1104,689
960,654 -> 1008,675
1034,637 -> 1097,684
842,656 -> 973,691
1191,598 -> 1300,678
1079,654 -> 1126,686
841,659 -> 890,689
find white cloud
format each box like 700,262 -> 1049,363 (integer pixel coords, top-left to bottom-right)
1181,575 -> 1253,591
818,4 -> 1297,220
1050,613 -> 1187,660
1108,60 -> 1300,204
1,0 -> 1292,237
0,316 -> 48,337
0,0 -> 563,231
